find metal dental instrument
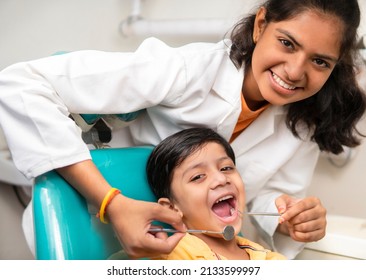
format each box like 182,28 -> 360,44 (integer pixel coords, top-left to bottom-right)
149,225 -> 235,241
246,212 -> 281,216
237,210 -> 281,217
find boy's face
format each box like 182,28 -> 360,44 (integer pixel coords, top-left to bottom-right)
162,142 -> 245,238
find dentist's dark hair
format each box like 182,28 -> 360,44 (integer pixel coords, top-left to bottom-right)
230,0 -> 366,154
146,127 -> 235,200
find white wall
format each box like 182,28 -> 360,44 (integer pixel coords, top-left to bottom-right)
307,116 -> 366,219
1,0 -> 131,69
0,0 -> 259,69
0,0 -> 365,219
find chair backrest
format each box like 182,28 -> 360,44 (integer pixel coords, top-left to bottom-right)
33,146 -> 156,260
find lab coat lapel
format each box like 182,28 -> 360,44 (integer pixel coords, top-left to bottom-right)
231,105 -> 284,155
212,55 -> 244,140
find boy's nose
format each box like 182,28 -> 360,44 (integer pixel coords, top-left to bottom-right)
210,171 -> 229,189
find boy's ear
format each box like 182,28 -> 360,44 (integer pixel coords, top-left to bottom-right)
157,198 -> 183,217
253,6 -> 267,43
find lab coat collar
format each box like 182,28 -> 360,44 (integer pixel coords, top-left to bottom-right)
231,105 -> 286,155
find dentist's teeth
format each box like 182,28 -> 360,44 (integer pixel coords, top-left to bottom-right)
272,73 -> 296,90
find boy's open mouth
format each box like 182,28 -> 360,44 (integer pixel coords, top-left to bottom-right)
211,195 -> 236,218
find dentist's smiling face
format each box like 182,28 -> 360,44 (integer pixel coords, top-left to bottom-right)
243,8 -> 344,108
166,142 -> 245,238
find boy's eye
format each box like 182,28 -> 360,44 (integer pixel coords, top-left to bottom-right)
221,166 -> 234,172
191,174 -> 205,182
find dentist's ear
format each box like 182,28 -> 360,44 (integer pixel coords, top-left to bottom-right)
253,6 -> 267,43
158,198 -> 183,218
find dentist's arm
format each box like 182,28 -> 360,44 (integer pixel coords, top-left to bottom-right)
57,159 -> 185,259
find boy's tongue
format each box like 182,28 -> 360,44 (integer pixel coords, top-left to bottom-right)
212,200 -> 232,217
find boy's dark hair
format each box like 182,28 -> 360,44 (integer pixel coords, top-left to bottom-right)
146,127 -> 235,200
230,0 -> 366,154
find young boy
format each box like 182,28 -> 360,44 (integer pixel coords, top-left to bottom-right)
146,127 -> 286,260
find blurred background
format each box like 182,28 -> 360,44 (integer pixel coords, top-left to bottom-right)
0,0 -> 365,260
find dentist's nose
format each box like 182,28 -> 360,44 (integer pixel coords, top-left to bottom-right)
284,54 -> 306,82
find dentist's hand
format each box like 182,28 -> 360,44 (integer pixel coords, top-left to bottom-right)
107,194 -> 186,259
275,194 -> 327,243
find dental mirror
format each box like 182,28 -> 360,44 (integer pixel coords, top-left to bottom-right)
221,225 -> 235,241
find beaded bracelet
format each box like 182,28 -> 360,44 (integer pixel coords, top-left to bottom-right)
96,188 -> 121,224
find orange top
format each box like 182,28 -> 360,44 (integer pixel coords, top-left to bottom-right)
230,94 -> 269,142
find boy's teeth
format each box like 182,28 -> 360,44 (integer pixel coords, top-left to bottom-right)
215,195 -> 233,204
230,208 -> 235,216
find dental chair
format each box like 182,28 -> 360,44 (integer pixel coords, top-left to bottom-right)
33,146 -> 156,260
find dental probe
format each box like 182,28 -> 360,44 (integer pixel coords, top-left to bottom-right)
149,225 -> 235,241
246,212 -> 281,216
237,210 -> 281,216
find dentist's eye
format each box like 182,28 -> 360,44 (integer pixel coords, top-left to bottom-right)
279,39 -> 294,50
313,58 -> 330,68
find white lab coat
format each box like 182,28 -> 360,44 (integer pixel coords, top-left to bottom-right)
0,37 -> 319,259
